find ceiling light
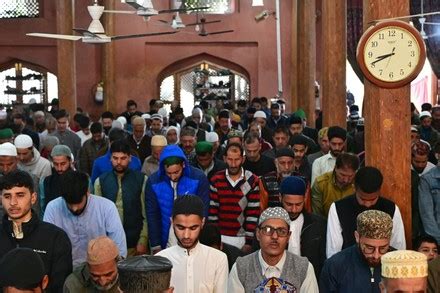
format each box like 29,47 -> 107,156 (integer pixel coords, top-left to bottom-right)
252,0 -> 264,7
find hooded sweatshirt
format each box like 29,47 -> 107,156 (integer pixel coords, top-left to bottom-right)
146,145 -> 210,249
18,147 -> 52,181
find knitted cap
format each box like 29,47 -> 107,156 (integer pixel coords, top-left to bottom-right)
14,134 -> 33,148
381,250 -> 428,279
280,176 -> 306,196
51,145 -> 72,158
151,135 -> 167,147
87,236 -> 119,265
258,207 -> 291,226
419,111 -> 432,119
356,210 -> 392,239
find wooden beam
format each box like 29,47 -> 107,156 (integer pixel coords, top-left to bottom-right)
321,0 -> 347,128
56,0 -> 77,116
102,0 -> 116,114
290,0 -> 299,112
297,0 -> 316,127
363,0 -> 411,247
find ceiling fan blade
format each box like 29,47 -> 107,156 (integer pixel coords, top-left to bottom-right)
206,30 -> 234,36
111,31 -> 178,40
186,20 -> 221,26
158,6 -> 210,14
158,19 -> 169,24
26,33 -> 82,41
104,10 -> 136,14
425,21 -> 440,25
372,11 -> 440,23
72,28 -> 101,38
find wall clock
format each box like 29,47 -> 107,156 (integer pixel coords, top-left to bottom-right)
356,20 -> 426,88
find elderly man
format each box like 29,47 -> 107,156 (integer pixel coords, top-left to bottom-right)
44,171 -> 127,266
380,250 -> 427,293
126,116 -> 151,163
157,196 -> 228,293
320,210 -> 393,292
0,248 -> 49,293
141,135 -> 167,176
179,126 -> 197,161
14,134 -> 51,181
228,207 -> 319,292
64,236 -> 122,292
39,145 -> 74,213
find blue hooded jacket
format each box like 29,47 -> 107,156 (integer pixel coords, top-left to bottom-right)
145,145 -> 210,249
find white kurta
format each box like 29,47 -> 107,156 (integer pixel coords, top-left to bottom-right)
311,153 -> 336,185
288,213 -> 304,256
157,243 -> 229,293
326,202 -> 406,258
227,251 -> 319,293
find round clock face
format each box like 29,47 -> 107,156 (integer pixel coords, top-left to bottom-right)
357,20 -> 426,88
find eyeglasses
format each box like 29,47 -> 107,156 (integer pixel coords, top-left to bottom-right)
361,243 -> 389,254
259,225 -> 289,237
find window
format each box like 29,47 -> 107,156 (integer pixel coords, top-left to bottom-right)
172,0 -> 235,14
0,0 -> 40,19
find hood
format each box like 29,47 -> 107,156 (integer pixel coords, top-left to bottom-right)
158,145 -> 190,178
22,147 -> 41,167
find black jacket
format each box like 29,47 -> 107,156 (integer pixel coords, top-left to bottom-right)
0,211 -> 72,292
300,212 -> 327,277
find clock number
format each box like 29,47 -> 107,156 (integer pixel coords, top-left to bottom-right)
401,33 -> 404,39
388,30 -> 396,37
371,63 -> 375,68
371,41 -> 378,48
408,62 -> 412,67
400,69 -> 405,76
389,72 -> 394,79
408,40 -> 413,47
368,52 -> 373,58
410,51 -> 415,57
379,69 -> 383,76
379,33 -> 385,40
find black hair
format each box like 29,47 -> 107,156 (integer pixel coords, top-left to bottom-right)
288,115 -> 303,125
354,166 -> 383,193
290,134 -> 309,146
335,152 -> 360,170
54,109 -> 69,120
273,125 -> 289,136
237,100 -> 247,107
61,171 -> 88,204
251,97 -> 261,105
260,97 -> 268,103
172,195 -> 204,218
271,103 -> 280,110
225,142 -> 244,157
90,122 -> 103,134
77,115 -> 90,129
328,126 -> 347,141
149,99 -> 157,107
421,103 -> 432,112
199,224 -> 222,247
413,234 -> 439,251
101,111 -> 114,120
12,113 -> 26,121
218,110 -> 230,119
110,139 -> 131,155
108,128 -> 127,143
127,100 -> 137,108
0,170 -> 34,193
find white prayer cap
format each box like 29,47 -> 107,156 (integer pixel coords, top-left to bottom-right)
420,111 -> 432,119
111,120 -> 123,130
0,111 -> 7,120
14,134 -> 33,149
141,113 -> 151,120
206,132 -> 219,143
382,250 -> 427,279
254,110 -> 267,119
0,143 -> 17,156
158,107 -> 168,118
116,116 -> 127,127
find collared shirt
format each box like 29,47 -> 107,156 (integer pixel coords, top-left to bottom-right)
288,213 -> 304,256
311,153 -> 336,185
43,194 -> 127,266
259,250 -> 286,278
225,168 -> 245,188
157,242 -> 229,293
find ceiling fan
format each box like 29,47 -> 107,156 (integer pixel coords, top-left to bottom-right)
26,1 -> 177,44
197,18 -> 234,37
106,0 -> 209,21
156,12 -> 221,31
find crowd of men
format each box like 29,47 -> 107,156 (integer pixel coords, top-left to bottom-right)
0,97 -> 440,292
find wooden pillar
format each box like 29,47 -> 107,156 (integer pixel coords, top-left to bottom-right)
321,0 -> 347,128
102,0 -> 116,113
290,0 -> 299,111
363,0 -> 411,246
56,0 -> 77,115
431,71 -> 438,105
297,0 -> 316,126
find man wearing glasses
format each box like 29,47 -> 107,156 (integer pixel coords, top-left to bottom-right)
319,210 -> 393,293
228,207 -> 319,292
326,166 -> 406,258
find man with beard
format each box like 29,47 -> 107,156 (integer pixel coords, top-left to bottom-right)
228,207 -> 319,292
179,126 -> 197,161
64,236 -> 123,292
326,167 -> 405,258
242,134 -> 276,177
146,144 -> 210,254
94,140 -> 147,256
320,210 -> 393,293
101,111 -> 114,136
126,116 -> 151,163
0,170 -> 72,292
311,126 -> 347,185
280,176 -> 327,277
418,111 -> 440,148
307,127 -> 330,168
141,135 -> 167,177
209,143 -> 260,252
411,140 -> 435,176
78,122 -> 109,175
311,153 -> 359,218
157,195 -> 228,293
39,145 -> 74,213
44,171 -> 127,266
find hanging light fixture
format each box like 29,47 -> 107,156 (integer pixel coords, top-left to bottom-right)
252,0 -> 264,7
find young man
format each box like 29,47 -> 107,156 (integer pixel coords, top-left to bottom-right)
52,109 -> 82,159
0,170 -> 72,292
380,250 -> 428,293
44,171 -> 127,266
414,234 -> 439,261
157,195 -> 228,293
228,207 -> 319,292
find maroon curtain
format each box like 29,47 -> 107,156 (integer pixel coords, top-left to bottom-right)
347,0 -> 364,81
411,0 -> 440,78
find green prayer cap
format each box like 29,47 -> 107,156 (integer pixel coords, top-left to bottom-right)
0,128 -> 13,139
196,141 -> 213,155
294,108 -> 306,120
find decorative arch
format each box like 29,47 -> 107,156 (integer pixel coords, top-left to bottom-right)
0,59 -> 53,75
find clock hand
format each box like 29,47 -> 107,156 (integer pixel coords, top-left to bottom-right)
374,47 -> 396,59
385,47 -> 396,68
371,48 -> 396,66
